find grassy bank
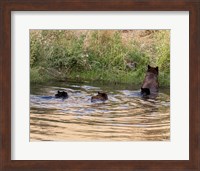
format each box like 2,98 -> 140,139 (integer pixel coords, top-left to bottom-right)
30,30 -> 170,87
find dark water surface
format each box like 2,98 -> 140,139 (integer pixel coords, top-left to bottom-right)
30,81 -> 170,141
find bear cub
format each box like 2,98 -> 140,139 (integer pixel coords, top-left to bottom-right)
91,92 -> 108,102
55,91 -> 68,99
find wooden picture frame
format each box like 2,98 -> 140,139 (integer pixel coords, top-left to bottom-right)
0,0 -> 199,170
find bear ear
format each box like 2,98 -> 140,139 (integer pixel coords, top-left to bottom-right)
58,90 -> 60,93
156,66 -> 159,72
148,65 -> 151,69
98,92 -> 100,94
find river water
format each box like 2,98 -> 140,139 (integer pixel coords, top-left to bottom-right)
30,81 -> 170,141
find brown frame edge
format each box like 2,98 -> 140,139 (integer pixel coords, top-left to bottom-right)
0,0 -> 200,171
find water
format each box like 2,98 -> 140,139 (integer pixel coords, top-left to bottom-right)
30,81 -> 170,141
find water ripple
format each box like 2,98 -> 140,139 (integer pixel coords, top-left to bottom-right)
30,82 -> 170,141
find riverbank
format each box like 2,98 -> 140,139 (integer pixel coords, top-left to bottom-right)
30,30 -> 170,86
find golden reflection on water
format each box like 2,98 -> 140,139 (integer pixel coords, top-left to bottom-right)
30,83 -> 170,141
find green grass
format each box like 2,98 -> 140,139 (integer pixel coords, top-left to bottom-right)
30,30 -> 170,87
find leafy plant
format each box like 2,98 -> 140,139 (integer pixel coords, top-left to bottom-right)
30,30 -> 170,87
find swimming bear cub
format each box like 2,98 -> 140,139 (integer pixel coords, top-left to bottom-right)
55,91 -> 68,99
141,65 -> 159,95
91,92 -> 108,102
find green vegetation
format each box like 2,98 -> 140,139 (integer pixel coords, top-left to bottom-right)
30,30 -> 170,87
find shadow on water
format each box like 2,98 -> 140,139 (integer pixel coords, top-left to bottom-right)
30,81 -> 170,141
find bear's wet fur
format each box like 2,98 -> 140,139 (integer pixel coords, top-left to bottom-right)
55,90 -> 68,99
91,92 -> 108,102
141,87 -> 150,96
141,65 -> 159,95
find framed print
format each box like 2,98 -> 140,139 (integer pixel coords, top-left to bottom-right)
13,12 -> 187,161
0,0 -> 200,171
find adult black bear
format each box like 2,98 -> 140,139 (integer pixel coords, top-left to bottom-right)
141,65 -> 159,95
55,91 -> 68,99
91,92 -> 108,102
